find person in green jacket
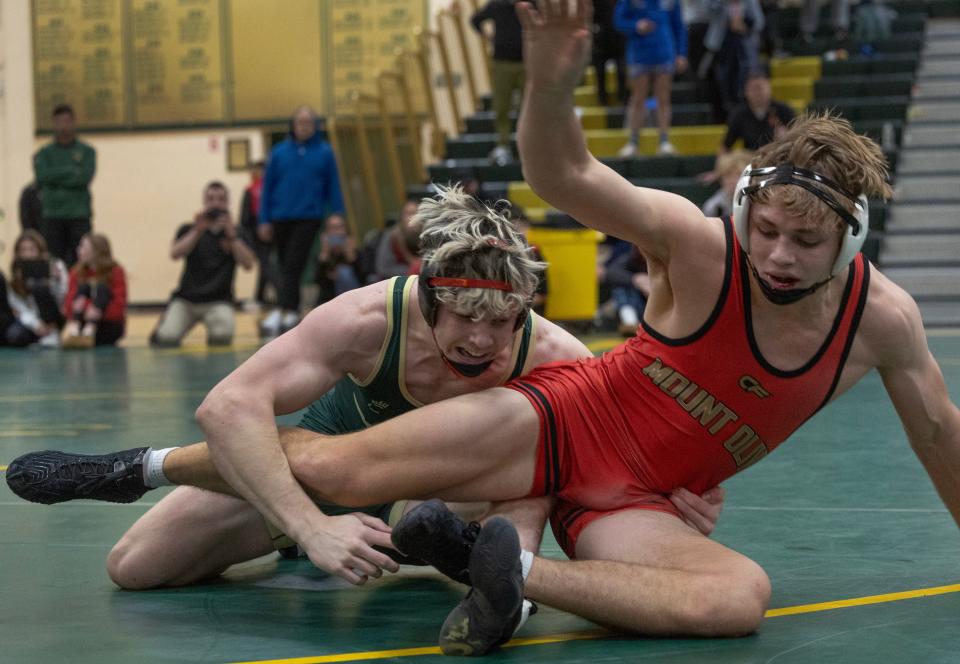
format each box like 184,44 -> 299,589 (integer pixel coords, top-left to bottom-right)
32,104 -> 96,267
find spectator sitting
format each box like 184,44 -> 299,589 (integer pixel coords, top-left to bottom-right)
373,197 -> 421,281
62,233 -> 127,348
726,68 -> 794,150
700,68 -> 794,182
594,237 -> 633,330
701,150 -> 753,219
315,215 -> 361,305
150,182 -> 255,348
5,230 -> 68,348
605,244 -> 650,336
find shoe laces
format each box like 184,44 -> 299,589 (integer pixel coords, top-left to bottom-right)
75,458 -> 137,496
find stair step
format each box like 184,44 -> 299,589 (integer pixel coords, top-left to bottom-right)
903,125 -> 960,148
897,149 -> 960,174
917,300 -> 960,327
925,19 -> 960,36
880,234 -> 960,263
895,174 -> 960,202
917,59 -> 960,77
923,38 -> 960,57
886,204 -> 960,231
908,100 -> 960,123
881,266 -> 960,297
913,80 -> 960,100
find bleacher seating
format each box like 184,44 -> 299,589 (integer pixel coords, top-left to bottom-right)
407,0 -> 942,318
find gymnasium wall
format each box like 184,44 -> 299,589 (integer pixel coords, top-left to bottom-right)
0,0 -> 453,304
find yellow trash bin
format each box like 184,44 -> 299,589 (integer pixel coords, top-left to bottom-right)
526,227 -> 601,321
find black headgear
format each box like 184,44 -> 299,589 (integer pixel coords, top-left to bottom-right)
733,163 -> 869,277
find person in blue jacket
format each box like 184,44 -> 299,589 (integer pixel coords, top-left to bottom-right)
614,0 -> 688,158
259,106 -> 346,337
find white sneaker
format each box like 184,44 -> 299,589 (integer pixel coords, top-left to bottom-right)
618,305 -> 639,328
617,142 -> 637,158
260,309 -> 282,337
488,145 -> 512,165
280,310 -> 300,332
38,331 -> 61,348
657,140 -> 677,156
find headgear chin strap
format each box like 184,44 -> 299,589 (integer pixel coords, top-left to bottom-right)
732,163 -> 870,278
748,259 -> 830,305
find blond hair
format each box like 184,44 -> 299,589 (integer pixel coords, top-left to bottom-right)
750,111 -> 893,230
413,185 -> 546,320
717,150 -> 754,178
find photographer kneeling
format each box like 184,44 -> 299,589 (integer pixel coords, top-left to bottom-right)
150,181 -> 255,348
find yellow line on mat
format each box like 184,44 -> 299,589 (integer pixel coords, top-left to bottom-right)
229,631 -> 605,664
228,583 -> 960,664
764,582 -> 960,617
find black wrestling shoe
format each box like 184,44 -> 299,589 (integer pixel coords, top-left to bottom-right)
391,499 -> 481,585
438,516 -> 525,656
6,447 -> 150,504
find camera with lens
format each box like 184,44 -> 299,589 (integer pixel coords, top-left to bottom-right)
204,208 -> 228,236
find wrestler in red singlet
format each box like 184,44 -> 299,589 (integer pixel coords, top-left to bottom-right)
508,217 -> 870,557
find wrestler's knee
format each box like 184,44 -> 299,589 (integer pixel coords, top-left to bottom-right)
685,560 -> 771,636
106,535 -> 159,590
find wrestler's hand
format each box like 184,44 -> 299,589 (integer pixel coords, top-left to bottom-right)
517,0 -> 593,92
301,513 -> 400,585
669,486 -> 725,536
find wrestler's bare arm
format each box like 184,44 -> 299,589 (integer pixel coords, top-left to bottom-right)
864,278 -> 960,528
195,283 -> 399,583
515,0 -> 726,331
516,1 -> 713,261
